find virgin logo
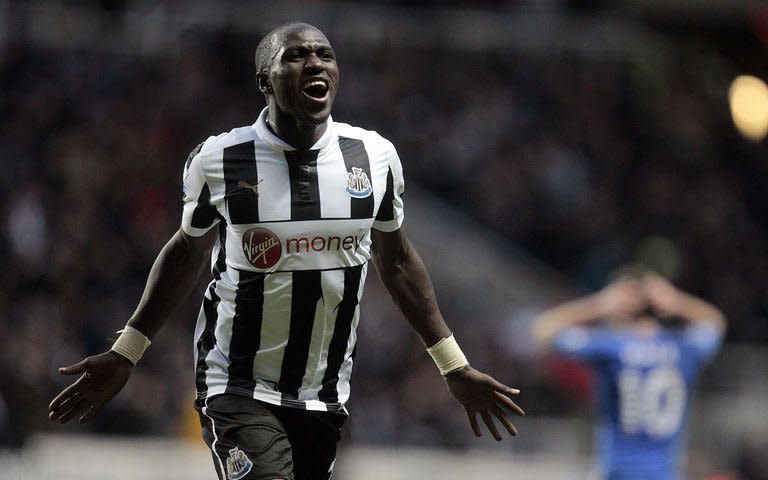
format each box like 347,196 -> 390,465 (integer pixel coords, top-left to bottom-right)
242,228 -> 282,269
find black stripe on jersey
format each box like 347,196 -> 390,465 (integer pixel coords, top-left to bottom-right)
195,283 -> 220,397
223,141 -> 260,224
338,137 -> 374,219
318,265 -> 363,403
285,149 -> 321,220
375,166 -> 395,222
225,271 -> 265,394
278,270 -> 323,400
212,222 -> 227,280
190,182 -> 219,229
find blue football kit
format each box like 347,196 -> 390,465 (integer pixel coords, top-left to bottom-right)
553,324 -> 723,480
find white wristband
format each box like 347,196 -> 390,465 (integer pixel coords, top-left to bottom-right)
110,325 -> 151,365
426,334 -> 469,376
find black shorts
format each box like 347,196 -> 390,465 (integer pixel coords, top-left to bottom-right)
196,395 -> 347,480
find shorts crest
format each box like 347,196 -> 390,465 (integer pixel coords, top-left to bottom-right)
226,446 -> 253,480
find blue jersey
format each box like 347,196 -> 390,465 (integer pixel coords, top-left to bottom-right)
553,324 -> 723,480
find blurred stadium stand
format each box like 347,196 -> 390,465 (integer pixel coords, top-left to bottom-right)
2,1 -> 768,479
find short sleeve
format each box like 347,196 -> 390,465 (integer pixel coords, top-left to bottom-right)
553,327 -> 619,362
681,324 -> 723,363
372,141 -> 405,232
181,142 -> 220,237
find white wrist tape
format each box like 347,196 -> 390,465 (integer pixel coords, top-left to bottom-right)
110,325 -> 151,365
426,334 -> 469,376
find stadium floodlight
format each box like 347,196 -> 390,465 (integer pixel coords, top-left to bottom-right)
729,74 -> 768,141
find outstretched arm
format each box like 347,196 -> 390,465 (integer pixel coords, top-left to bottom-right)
49,228 -> 216,424
371,228 -> 524,441
121,229 -> 216,338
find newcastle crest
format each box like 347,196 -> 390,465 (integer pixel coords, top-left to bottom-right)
345,167 -> 372,198
226,446 -> 253,480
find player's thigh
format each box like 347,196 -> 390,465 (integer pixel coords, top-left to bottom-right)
273,407 -> 347,480
197,395 -> 294,480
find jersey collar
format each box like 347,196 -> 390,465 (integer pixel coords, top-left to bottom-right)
253,108 -> 335,151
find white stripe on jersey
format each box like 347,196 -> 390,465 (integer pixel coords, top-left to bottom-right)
253,272 -> 293,384
334,262 -> 367,405
253,141 -> 292,221
300,269 -> 346,397
317,140 -> 354,219
203,278 -> 237,398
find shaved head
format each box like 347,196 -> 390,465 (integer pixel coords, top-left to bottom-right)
255,21 -> 339,140
255,22 -> 327,77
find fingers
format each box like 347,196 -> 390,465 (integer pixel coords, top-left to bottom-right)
491,405 -> 518,437
465,409 -> 481,437
49,391 -> 81,419
58,359 -> 88,376
480,411 -> 501,441
488,378 -> 520,398
79,402 -> 105,424
494,391 -> 526,417
55,399 -> 92,424
49,377 -> 85,414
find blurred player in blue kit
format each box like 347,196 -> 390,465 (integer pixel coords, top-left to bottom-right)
533,268 -> 726,480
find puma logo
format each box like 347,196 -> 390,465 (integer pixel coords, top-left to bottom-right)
234,179 -> 263,196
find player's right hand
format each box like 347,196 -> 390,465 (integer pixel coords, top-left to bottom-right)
48,351 -> 134,424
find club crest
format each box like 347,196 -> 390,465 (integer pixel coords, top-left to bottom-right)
345,167 -> 372,198
226,446 -> 253,480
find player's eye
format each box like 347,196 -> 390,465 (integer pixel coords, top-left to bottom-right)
285,50 -> 303,61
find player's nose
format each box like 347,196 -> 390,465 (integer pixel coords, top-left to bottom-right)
304,52 -> 324,71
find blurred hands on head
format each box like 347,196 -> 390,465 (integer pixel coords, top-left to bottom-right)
597,277 -> 648,320
642,273 -> 680,316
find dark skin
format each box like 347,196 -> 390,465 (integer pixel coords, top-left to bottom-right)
49,23 -> 524,440
371,228 -> 524,438
257,25 -> 339,148
48,229 -> 215,424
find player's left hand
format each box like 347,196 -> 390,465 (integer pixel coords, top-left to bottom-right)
444,366 -> 524,441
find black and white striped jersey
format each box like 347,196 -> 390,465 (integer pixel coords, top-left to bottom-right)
182,108 -> 404,413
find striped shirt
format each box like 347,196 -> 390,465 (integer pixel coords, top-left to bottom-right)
182,108 -> 404,413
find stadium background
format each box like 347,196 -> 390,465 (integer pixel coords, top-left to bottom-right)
2,1 -> 768,478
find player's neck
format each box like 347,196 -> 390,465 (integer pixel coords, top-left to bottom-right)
266,110 -> 328,150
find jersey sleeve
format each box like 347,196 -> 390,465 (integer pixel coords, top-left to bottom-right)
552,327 -> 619,362
372,140 -> 405,232
681,324 -> 723,363
181,142 -> 220,237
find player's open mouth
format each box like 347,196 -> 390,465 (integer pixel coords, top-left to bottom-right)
302,79 -> 329,100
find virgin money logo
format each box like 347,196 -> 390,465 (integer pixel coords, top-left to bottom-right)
242,228 -> 282,269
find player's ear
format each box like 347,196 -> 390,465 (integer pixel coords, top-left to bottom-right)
256,72 -> 273,94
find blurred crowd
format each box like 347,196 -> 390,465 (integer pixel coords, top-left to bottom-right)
2,9 -> 768,479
